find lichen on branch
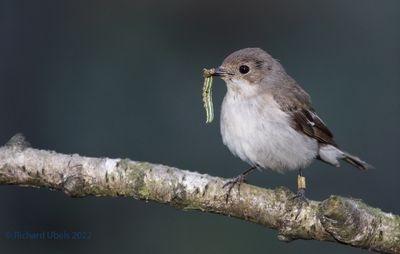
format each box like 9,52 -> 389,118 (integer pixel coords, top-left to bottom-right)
0,134 -> 399,254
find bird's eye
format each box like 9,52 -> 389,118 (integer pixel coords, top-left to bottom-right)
239,65 -> 250,74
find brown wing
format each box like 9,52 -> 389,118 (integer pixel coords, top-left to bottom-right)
272,82 -> 337,147
291,108 -> 337,146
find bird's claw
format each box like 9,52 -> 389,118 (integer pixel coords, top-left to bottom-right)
291,188 -> 309,204
222,174 -> 247,203
290,188 -> 309,219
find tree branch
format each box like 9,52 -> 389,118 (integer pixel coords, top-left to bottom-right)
0,134 -> 399,253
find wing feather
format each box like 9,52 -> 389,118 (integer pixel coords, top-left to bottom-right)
272,81 -> 337,147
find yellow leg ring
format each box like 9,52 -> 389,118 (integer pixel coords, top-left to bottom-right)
297,175 -> 306,190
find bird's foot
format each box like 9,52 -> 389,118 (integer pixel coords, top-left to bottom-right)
222,174 -> 247,203
291,188 -> 309,204
291,188 -> 309,219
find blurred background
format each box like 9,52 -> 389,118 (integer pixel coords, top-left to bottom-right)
0,0 -> 399,253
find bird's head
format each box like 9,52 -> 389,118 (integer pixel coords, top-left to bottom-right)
207,48 -> 284,97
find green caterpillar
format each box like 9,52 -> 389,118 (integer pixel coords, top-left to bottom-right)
202,69 -> 214,124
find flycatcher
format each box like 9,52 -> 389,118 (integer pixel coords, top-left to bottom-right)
206,48 -> 370,201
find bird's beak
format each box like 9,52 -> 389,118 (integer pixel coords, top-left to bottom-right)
211,66 -> 227,77
204,66 -> 229,78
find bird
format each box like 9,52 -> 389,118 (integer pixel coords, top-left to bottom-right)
206,47 -> 371,202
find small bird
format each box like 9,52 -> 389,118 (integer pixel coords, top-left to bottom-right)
207,48 -> 370,201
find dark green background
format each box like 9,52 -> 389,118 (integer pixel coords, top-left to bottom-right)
0,0 -> 399,253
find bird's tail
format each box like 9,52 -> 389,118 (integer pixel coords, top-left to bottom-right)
342,152 -> 371,170
318,144 -> 372,170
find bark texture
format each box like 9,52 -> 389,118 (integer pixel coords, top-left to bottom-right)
0,134 -> 399,253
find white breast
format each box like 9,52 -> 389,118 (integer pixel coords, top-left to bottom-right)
220,90 -> 318,172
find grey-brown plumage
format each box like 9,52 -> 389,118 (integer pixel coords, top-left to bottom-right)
210,47 -> 370,172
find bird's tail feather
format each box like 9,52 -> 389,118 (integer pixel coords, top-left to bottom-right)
318,144 -> 372,170
342,152 -> 371,170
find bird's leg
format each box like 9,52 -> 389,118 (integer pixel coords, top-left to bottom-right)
223,166 -> 257,202
291,168 -> 309,204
